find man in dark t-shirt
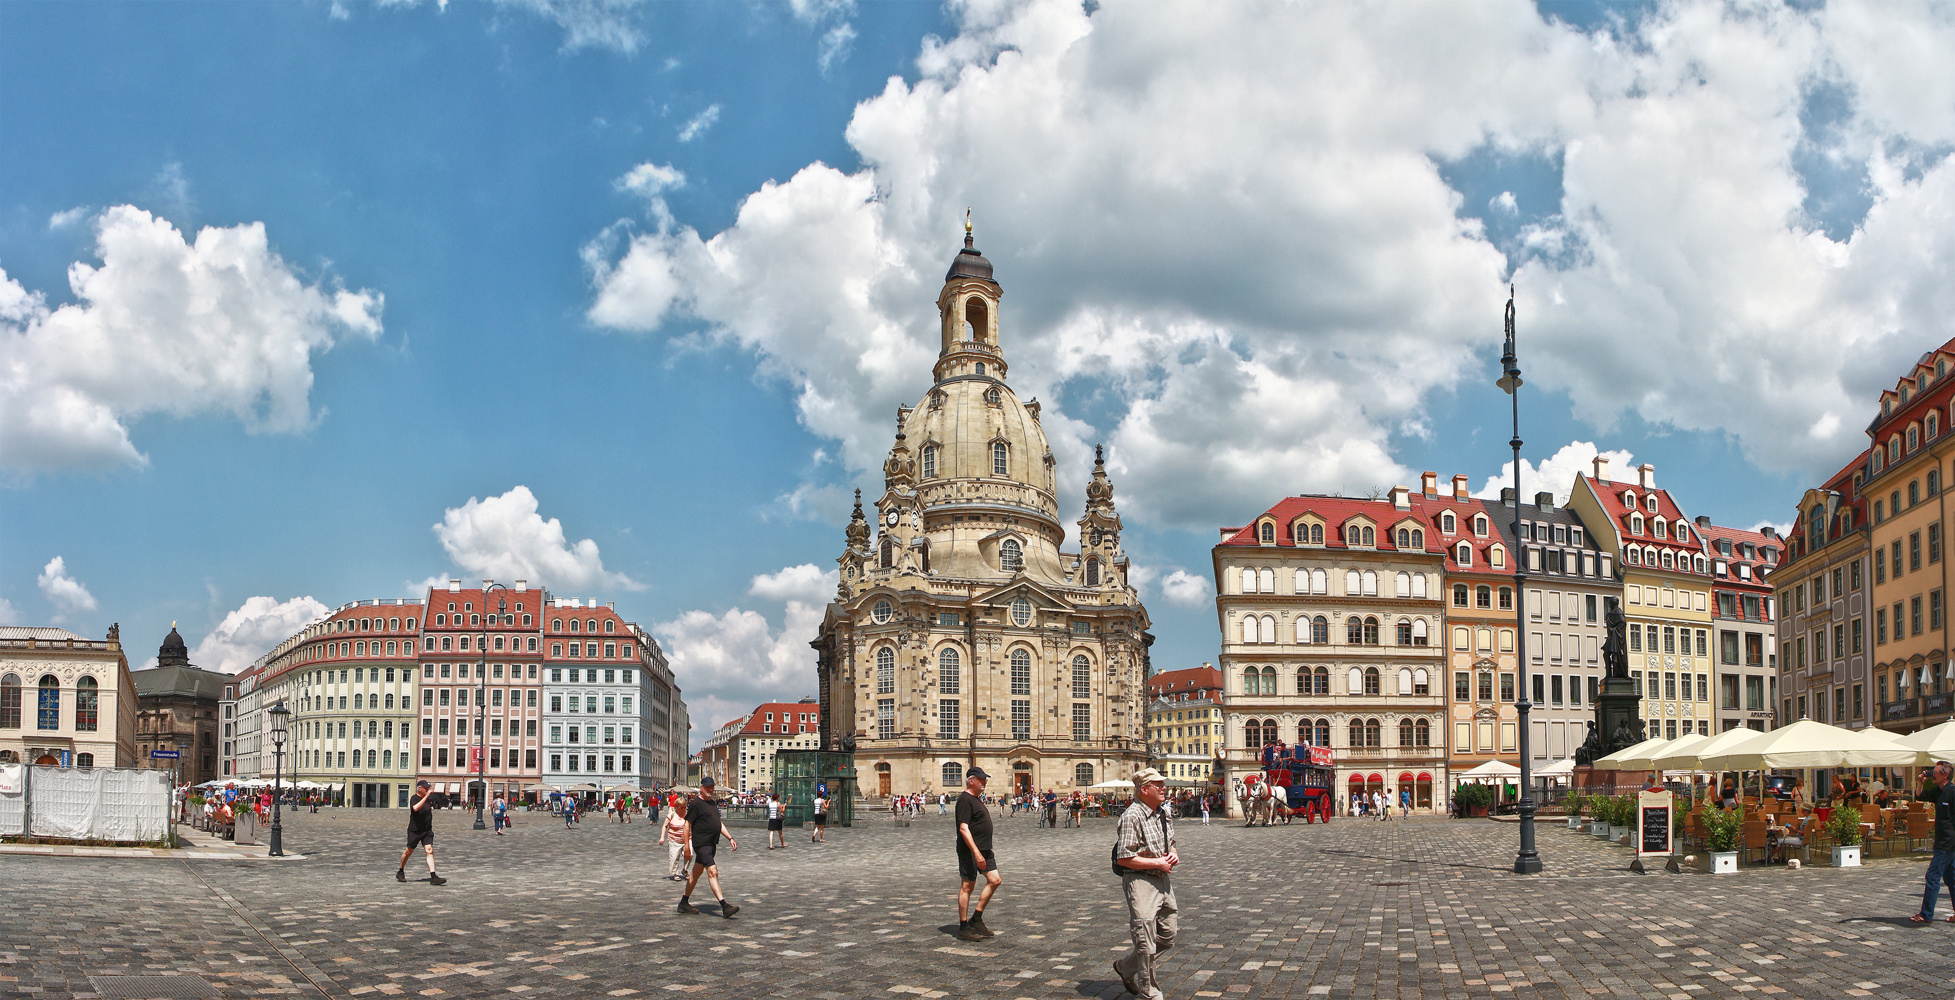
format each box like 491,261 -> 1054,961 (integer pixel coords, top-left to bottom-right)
678,777 -> 739,918
395,780 -> 445,885
955,767 -> 1000,941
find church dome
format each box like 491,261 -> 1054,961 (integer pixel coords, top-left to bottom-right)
158,626 -> 190,668
945,245 -> 994,284
902,377 -> 1055,521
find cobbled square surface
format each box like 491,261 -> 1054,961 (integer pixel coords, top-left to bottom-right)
4,807 -> 1954,999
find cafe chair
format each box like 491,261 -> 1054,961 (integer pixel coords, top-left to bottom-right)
1741,819 -> 1771,866
1775,815 -> 1812,866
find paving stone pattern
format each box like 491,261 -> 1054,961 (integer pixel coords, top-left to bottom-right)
3,807 -> 1954,1000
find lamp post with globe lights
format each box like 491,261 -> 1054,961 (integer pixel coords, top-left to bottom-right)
1498,287 -> 1543,875
268,700 -> 289,857
473,583 -> 511,831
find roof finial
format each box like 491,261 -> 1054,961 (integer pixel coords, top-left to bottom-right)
964,207 -> 974,249
1095,443 -> 1104,466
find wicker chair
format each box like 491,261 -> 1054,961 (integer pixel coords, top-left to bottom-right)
1741,819 -> 1771,866
1775,815 -> 1813,866
1857,804 -> 1890,858
1906,809 -> 1935,853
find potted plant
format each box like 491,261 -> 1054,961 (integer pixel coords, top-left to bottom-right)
1454,783 -> 1493,817
1590,794 -> 1614,838
1824,808 -> 1863,867
1562,792 -> 1586,829
1702,805 -> 1743,873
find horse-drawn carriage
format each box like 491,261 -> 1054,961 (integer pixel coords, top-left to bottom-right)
1237,742 -> 1335,826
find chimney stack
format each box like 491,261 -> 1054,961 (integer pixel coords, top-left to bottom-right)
1391,485 -> 1411,510
515,579 -> 527,592
448,579 -> 461,593
1535,491 -> 1555,509
1592,455 -> 1609,481
1638,463 -> 1656,488
1695,515 -> 1711,527
1421,471 -> 1439,496
1452,474 -> 1470,500
1760,525 -> 1777,539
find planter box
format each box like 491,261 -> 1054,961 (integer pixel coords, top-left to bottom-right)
1566,816 -> 1583,829
1592,824 -> 1611,839
1709,851 -> 1738,874
1609,825 -> 1627,842
1833,846 -> 1861,868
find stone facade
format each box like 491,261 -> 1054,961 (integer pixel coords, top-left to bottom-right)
132,628 -> 226,785
815,228 -> 1152,800
0,624 -> 137,769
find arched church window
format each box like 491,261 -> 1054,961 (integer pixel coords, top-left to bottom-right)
921,445 -> 936,479
992,441 -> 1009,475
1085,558 -> 1100,586
1000,538 -> 1023,572
876,647 -> 895,694
880,535 -> 894,569
938,647 -> 960,694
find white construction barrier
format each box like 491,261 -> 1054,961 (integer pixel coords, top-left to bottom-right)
0,764 -> 171,842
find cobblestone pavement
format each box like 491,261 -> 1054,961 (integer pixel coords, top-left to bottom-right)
4,807 -> 1955,1000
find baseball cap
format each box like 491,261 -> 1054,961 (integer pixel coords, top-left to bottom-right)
415,779 -> 431,789
700,776 -> 716,788
966,766 -> 990,780
1131,768 -> 1167,786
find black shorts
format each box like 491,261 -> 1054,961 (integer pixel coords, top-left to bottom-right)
405,829 -> 434,849
692,842 -> 718,870
767,818 -> 783,831
957,847 -> 998,882
814,813 -> 827,827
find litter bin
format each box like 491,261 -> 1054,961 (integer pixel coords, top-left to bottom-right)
235,811 -> 258,845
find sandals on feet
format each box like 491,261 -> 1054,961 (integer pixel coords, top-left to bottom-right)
1910,913 -> 1930,923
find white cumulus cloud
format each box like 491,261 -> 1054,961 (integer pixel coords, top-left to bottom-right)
652,598 -> 824,752
747,563 -> 838,604
432,485 -> 641,592
0,597 -> 19,626
36,557 -> 97,621
0,206 -> 383,475
190,596 -> 331,674
1473,441 -> 1638,506
583,0 -> 1955,531
1157,569 -> 1214,609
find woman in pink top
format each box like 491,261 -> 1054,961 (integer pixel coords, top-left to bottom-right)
658,794 -> 690,880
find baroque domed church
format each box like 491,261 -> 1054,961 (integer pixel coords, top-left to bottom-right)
814,222 -> 1153,799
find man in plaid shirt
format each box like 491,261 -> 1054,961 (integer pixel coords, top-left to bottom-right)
1112,768 -> 1178,1000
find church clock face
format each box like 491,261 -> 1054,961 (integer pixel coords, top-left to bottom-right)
885,510 -> 900,528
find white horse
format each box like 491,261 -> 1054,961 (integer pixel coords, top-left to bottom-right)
1238,778 -> 1277,827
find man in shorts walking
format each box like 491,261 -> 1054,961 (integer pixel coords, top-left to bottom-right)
677,776 -> 740,918
955,767 -> 1000,942
1112,768 -> 1178,1000
396,780 -> 446,885
812,788 -> 828,844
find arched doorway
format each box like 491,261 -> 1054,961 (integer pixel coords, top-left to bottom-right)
874,761 -> 891,797
34,754 -> 58,767
1397,771 -> 1414,812
1012,760 -> 1033,797
1347,773 -> 1365,814
1415,772 -> 1434,810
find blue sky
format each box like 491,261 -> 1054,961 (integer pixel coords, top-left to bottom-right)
5,1 -> 1954,745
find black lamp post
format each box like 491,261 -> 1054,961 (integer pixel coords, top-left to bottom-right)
474,584 -> 510,831
1498,286 -> 1543,875
268,700 -> 289,857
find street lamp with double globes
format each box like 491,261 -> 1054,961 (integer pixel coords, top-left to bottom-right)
268,699 -> 290,858
474,583 -> 511,831
1497,286 -> 1543,875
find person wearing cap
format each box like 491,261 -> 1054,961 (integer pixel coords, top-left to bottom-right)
955,767 -> 1001,941
1112,768 -> 1178,1000
1912,759 -> 1955,923
677,776 -> 740,918
396,780 -> 445,885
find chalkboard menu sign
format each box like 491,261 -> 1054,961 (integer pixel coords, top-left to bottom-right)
1637,788 -> 1673,857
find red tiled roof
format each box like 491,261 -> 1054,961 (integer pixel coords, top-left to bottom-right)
1581,477 -> 1706,557
1218,494 -> 1445,552
737,702 -> 820,737
1147,666 -> 1223,698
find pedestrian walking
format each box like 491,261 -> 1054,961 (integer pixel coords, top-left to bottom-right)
659,793 -> 690,881
955,767 -> 1001,942
1912,759 -> 1955,923
677,777 -> 740,918
1111,768 -> 1178,1000
492,793 -> 508,835
395,780 -> 446,885
767,792 -> 789,850
812,789 -> 828,844
1200,796 -> 1210,826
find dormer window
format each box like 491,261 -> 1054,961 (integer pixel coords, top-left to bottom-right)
1456,543 -> 1472,566
1909,425 -> 1920,452
1652,517 -> 1667,539
1629,513 -> 1644,534
1644,495 -> 1659,512
1441,512 -> 1456,534
1361,526 -> 1375,546
1259,521 -> 1275,544
1622,491 -> 1636,508
1472,514 -> 1488,537
1890,437 -> 1902,464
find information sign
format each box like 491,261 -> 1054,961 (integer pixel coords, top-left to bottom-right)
470,746 -> 485,770
150,749 -> 181,759
1637,788 -> 1673,857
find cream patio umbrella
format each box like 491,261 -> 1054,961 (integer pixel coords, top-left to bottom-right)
1612,733 -> 1707,772
1695,719 -> 1918,772
1648,726 -> 1769,772
1895,719 -> 1955,766
1086,778 -> 1134,790
1457,759 -> 1521,781
1591,735 -> 1672,770
1534,757 -> 1578,778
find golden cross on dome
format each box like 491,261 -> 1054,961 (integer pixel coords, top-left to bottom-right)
964,208 -> 972,234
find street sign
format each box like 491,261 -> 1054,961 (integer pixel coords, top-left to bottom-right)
150,750 -> 181,759
470,746 -> 484,769
58,750 -> 71,767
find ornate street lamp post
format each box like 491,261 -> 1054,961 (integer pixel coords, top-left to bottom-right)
1498,287 -> 1544,875
268,700 -> 289,857
474,584 -> 510,831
